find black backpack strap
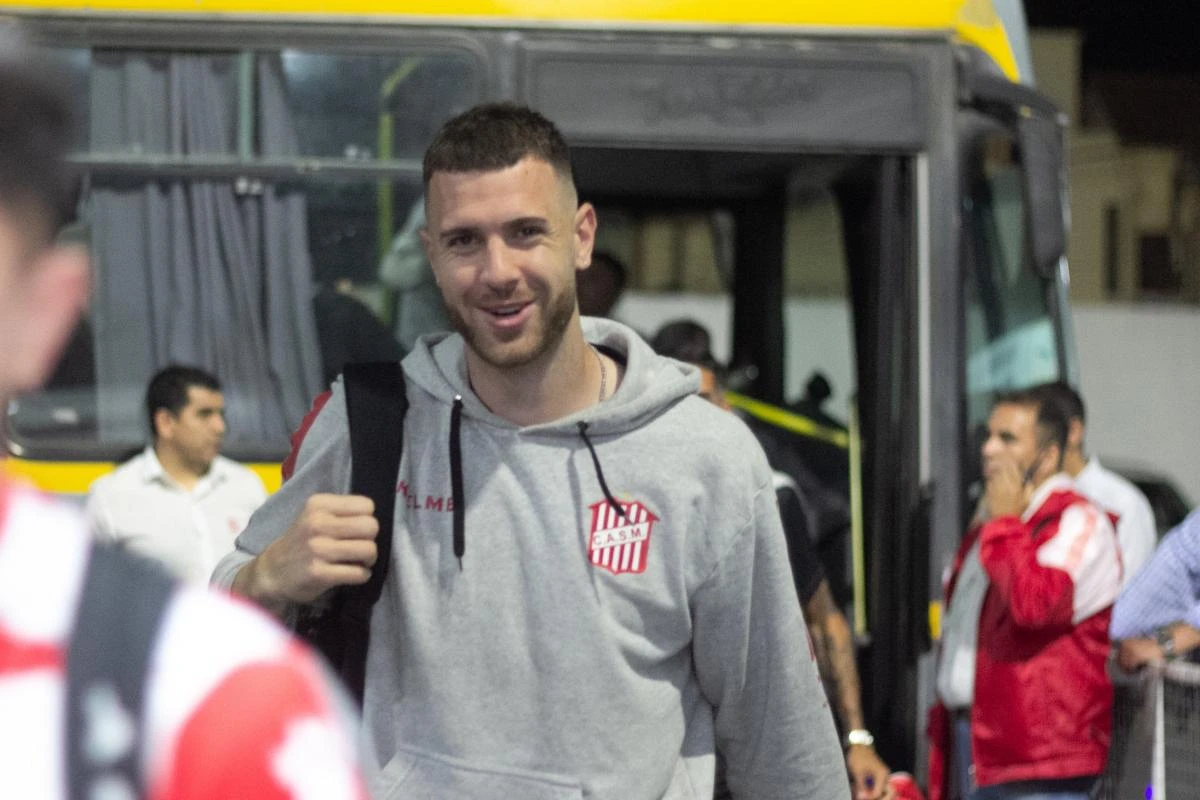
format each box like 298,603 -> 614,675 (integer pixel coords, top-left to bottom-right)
333,360 -> 407,703
65,543 -> 176,800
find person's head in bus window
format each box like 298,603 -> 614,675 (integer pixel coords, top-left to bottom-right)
145,365 -> 227,480
0,33 -> 89,410
419,103 -> 597,376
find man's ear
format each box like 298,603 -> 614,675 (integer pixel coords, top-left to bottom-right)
1045,441 -> 1064,476
1067,418 -> 1085,451
418,225 -> 432,259
153,407 -> 175,441
7,245 -> 89,394
573,202 -> 597,271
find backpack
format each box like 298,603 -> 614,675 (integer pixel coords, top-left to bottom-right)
65,543 -> 175,799
292,361 -> 408,705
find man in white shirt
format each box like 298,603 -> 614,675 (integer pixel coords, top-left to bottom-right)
86,365 -> 267,583
1043,382 -> 1156,585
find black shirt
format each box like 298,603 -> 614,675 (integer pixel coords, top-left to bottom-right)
776,477 -> 825,605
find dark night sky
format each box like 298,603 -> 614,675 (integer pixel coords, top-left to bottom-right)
1027,2 -> 1200,74
1026,3 -> 1200,146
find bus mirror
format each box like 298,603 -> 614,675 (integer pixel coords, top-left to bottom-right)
1017,111 -> 1067,280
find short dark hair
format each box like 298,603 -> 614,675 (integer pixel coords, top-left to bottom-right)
1038,380 -> 1086,424
422,103 -> 574,188
146,365 -> 221,439
995,384 -> 1070,460
650,319 -> 723,375
0,29 -> 76,241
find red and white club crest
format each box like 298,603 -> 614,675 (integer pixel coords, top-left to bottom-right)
587,500 -> 659,575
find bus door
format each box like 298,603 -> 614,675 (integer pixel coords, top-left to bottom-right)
522,32 -> 934,768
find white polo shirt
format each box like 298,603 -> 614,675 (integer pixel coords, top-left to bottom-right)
85,447 -> 268,584
1075,457 -> 1157,586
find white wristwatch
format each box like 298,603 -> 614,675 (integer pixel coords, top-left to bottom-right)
845,729 -> 875,748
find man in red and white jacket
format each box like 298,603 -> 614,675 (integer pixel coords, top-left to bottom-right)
927,386 -> 1121,800
0,481 -> 368,800
0,37 -> 366,800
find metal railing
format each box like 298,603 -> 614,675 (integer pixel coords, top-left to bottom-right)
1100,660 -> 1200,799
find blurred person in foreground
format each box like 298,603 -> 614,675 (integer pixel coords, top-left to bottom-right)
650,319 -> 892,800
1111,508 -> 1200,670
86,365 -> 268,583
0,31 -> 365,799
1040,381 -> 1155,585
927,386 -> 1121,800
215,102 -> 846,798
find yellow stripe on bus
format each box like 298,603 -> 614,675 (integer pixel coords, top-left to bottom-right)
725,392 -> 850,449
2,457 -> 283,495
4,0 -> 1020,80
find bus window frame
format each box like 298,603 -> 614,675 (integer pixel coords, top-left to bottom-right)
956,109 -> 1069,526
7,24 -> 491,463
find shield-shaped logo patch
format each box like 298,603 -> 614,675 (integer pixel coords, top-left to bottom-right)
586,500 -> 659,575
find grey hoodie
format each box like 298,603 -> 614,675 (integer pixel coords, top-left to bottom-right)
214,318 -> 846,799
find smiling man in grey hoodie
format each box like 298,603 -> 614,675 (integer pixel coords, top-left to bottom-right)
213,103 -> 846,799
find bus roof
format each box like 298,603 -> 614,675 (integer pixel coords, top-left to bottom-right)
9,0 -> 1022,79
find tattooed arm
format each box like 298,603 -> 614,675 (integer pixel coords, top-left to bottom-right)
804,581 -> 891,800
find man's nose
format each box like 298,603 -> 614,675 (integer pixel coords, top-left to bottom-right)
481,239 -> 520,286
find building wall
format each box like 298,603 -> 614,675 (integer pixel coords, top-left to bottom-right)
1031,31 -> 1196,507
1029,29 -> 1081,123
1034,29 -> 1198,306
1074,304 -> 1200,507
1065,131 -> 1129,303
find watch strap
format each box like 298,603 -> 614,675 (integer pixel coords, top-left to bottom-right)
1157,626 -> 1178,660
845,728 -> 875,748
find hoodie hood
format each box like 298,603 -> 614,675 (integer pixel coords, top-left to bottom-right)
402,316 -> 700,436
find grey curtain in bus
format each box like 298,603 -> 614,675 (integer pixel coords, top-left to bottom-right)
88,52 -> 323,448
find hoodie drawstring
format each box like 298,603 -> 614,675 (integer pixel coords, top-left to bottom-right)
450,396 -> 465,568
577,421 -> 626,519
449,410 -> 623,568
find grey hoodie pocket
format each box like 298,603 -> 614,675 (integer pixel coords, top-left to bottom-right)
375,744 -> 584,800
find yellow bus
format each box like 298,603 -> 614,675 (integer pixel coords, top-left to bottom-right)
2,0 -> 1072,778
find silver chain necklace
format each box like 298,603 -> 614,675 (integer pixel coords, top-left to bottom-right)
593,346 -> 607,402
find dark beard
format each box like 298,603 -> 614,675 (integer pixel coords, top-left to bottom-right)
443,283 -> 577,370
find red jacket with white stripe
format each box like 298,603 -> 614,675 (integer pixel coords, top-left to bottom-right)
927,476 -> 1121,797
0,478 -> 368,800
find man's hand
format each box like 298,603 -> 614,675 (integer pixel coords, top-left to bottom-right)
232,494 -> 379,614
1116,637 -> 1163,673
984,456 -> 1030,519
1117,625 -> 1200,673
846,745 -> 892,800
